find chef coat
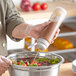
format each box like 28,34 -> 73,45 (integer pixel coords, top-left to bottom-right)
0,0 -> 24,56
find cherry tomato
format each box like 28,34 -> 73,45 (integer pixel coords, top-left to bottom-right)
41,3 -> 48,10
32,3 -> 41,11
17,62 -> 20,65
31,61 -> 37,64
37,62 -> 41,66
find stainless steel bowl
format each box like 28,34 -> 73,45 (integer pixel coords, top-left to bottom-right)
7,51 -> 64,76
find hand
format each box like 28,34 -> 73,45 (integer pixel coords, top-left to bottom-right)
27,21 -> 51,39
0,56 -> 12,76
27,21 -> 60,43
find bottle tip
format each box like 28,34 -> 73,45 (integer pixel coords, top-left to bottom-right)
55,7 -> 67,15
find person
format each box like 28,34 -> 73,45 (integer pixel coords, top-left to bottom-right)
0,0 -> 60,75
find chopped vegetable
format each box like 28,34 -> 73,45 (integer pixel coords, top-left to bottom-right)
10,57 -> 60,66
25,62 -> 29,66
17,62 -> 20,65
37,62 -> 41,66
10,58 -> 17,65
30,63 -> 38,66
20,60 -> 25,65
30,61 -> 38,66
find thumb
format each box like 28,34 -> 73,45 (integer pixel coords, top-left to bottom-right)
40,21 -> 50,28
36,21 -> 50,31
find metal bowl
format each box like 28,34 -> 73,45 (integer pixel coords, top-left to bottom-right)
7,51 -> 64,76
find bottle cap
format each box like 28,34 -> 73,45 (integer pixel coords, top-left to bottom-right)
36,38 -> 49,50
72,60 -> 76,73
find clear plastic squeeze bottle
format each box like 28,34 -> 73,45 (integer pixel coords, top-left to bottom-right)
36,7 -> 67,50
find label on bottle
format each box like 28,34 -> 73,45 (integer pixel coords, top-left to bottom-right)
50,14 -> 61,22
53,16 -> 61,21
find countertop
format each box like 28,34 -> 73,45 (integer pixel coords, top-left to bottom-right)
2,63 -> 76,76
17,1 -> 76,20
59,63 -> 76,76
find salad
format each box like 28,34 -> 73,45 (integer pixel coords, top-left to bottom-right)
10,57 -> 60,66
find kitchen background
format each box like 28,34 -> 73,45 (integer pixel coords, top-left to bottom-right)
2,1 -> 76,76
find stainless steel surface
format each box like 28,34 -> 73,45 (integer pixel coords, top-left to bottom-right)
49,48 -> 76,54
63,16 -> 76,23
7,51 -> 64,76
58,32 -> 76,37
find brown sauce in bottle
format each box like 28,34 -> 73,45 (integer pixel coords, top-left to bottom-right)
40,21 -> 57,43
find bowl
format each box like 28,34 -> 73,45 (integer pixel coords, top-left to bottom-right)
7,51 -> 64,76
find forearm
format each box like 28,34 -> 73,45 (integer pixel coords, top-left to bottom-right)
12,23 -> 30,39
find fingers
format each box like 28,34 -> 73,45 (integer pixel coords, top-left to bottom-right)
42,21 -> 50,26
40,21 -> 50,29
0,63 -> 8,75
51,29 -> 60,44
1,57 -> 12,65
54,29 -> 60,40
0,57 -> 9,76
28,21 -> 51,39
35,21 -> 50,31
51,40 -> 54,44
